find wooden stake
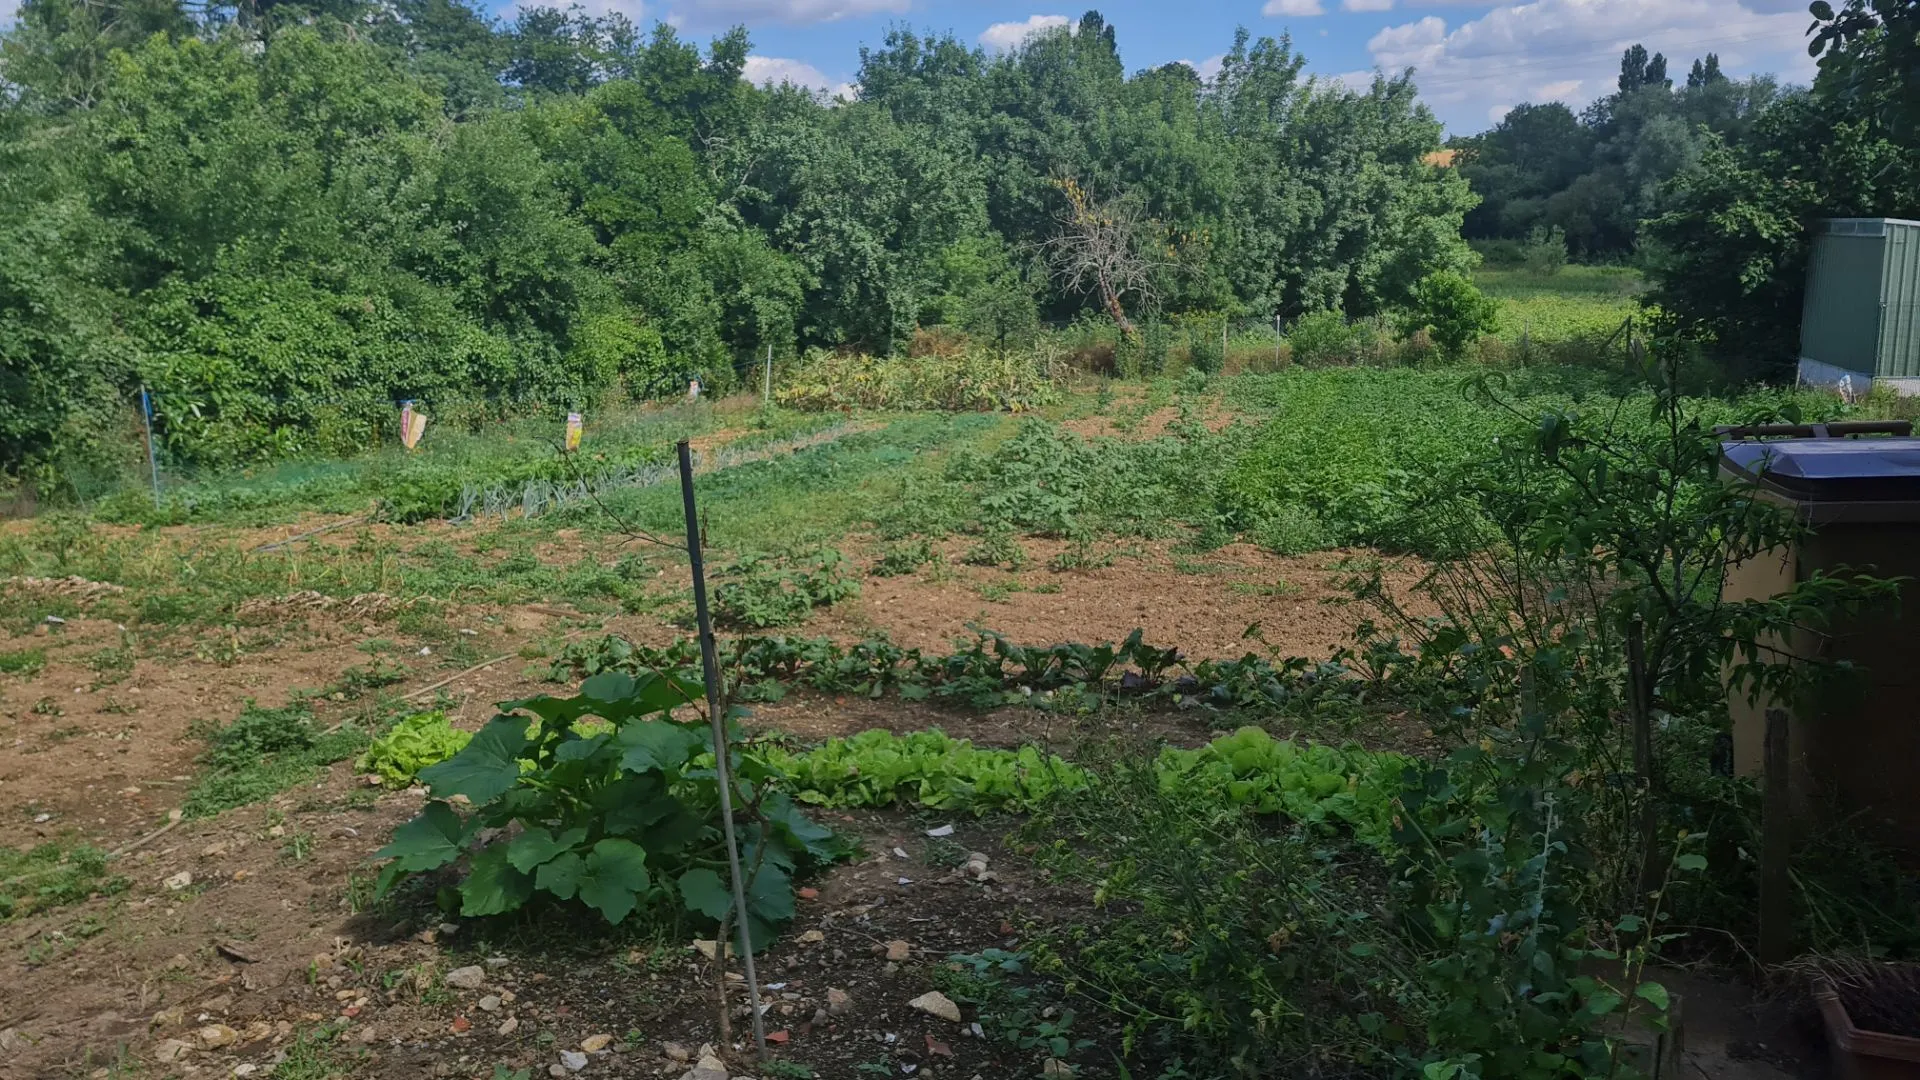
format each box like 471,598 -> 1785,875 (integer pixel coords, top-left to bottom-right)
677,439 -> 768,1061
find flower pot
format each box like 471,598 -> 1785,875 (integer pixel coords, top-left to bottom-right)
1817,977 -> 1920,1080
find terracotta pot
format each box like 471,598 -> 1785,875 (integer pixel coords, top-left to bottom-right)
1816,978 -> 1920,1080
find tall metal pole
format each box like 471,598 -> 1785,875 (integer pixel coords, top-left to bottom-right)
139,386 -> 162,508
762,343 -> 772,405
676,439 -> 768,1060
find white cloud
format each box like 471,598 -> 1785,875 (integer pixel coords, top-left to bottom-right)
1264,0 -> 1326,16
1365,0 -> 1817,132
1178,53 -> 1228,82
667,0 -> 908,27
743,55 -> 855,99
1344,0 -> 1396,11
0,0 -> 19,23
1488,104 -> 1513,122
979,14 -> 1072,52
557,0 -> 643,18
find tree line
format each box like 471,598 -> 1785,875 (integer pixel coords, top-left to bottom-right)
0,3 -> 1472,487
1450,44 -> 1784,261
1455,1 -> 1919,376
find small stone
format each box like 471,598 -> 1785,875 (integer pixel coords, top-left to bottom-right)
152,1039 -> 193,1063
662,1042 -> 691,1063
477,995 -> 501,1013
267,825 -> 285,839
444,965 -> 485,990
884,940 -> 910,962
549,1067 -> 568,1079
1042,1059 -> 1073,1077
497,1017 -> 520,1037
681,1069 -> 727,1080
812,1007 -> 829,1026
559,1049 -> 588,1072
196,1024 -> 239,1049
163,871 -> 193,891
799,930 -> 825,944
909,991 -> 961,1023
436,922 -> 460,937
692,939 -> 718,961
694,1051 -> 728,1073
201,842 -> 228,858
233,1065 -> 259,1078
449,1016 -> 471,1035
580,1034 -> 612,1053
827,988 -> 853,1017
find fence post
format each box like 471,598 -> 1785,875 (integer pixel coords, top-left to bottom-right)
139,385 -> 162,508
763,343 -> 772,405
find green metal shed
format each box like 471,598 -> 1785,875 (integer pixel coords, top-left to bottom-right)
1800,217 -> 1920,394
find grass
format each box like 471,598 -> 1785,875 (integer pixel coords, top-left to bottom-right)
0,648 -> 46,677
1477,264 -> 1643,346
0,838 -> 127,920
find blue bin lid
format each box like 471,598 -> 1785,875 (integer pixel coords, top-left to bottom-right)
1721,437 -> 1920,515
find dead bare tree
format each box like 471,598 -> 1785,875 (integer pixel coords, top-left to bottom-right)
1043,177 -> 1159,336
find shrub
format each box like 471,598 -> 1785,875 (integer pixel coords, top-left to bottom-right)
1285,309 -> 1374,366
1523,225 -> 1569,278
374,669 -> 848,938
1399,271 -> 1500,362
776,347 -> 1063,412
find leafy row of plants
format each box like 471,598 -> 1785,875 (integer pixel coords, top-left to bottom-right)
761,730 -> 1091,814
544,627 -> 1375,716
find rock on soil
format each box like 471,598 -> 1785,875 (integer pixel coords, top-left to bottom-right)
909,991 -> 962,1023
444,965 -> 486,990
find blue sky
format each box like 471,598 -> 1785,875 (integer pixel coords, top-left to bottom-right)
0,0 -> 1823,134
629,0 -> 1820,134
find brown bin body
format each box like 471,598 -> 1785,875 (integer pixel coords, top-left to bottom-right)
1722,427 -> 1920,849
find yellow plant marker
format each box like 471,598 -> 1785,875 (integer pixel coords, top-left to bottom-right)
400,402 -> 428,451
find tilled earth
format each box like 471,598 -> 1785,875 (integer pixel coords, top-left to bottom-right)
4,769 -> 1099,1080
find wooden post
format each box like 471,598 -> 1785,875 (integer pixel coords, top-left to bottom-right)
1759,706 -> 1793,965
763,343 -> 772,405
677,440 -> 768,1060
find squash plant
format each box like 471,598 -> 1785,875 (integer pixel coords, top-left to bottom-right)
373,669 -> 846,946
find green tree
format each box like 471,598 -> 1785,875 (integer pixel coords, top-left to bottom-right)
1398,270 -> 1498,361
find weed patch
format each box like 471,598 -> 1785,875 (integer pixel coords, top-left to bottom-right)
186,702 -> 370,817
